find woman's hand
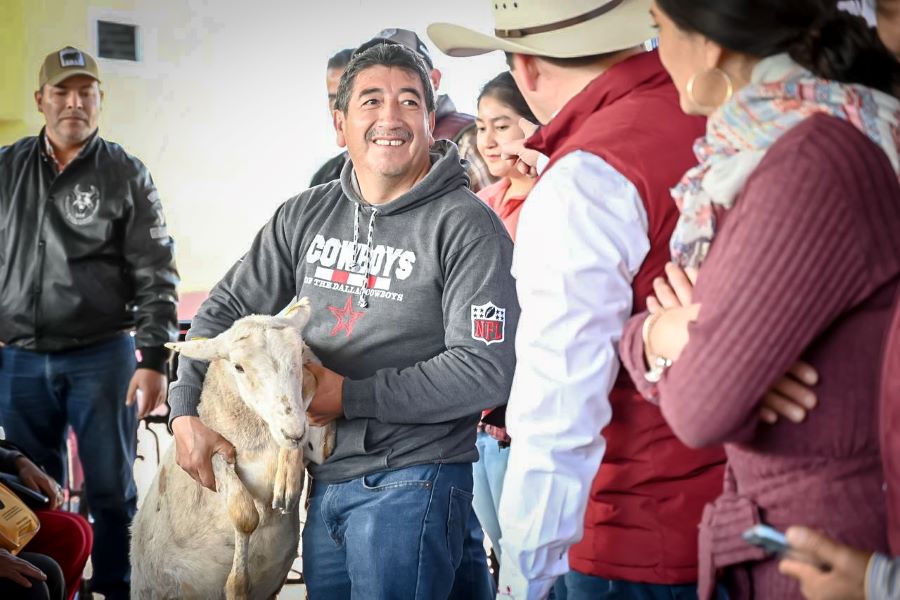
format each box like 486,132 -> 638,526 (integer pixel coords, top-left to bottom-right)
759,362 -> 818,425
644,264 -> 819,424
644,263 -> 701,363
15,456 -> 63,510
779,527 -> 869,600
647,263 -> 698,314
0,549 -> 46,588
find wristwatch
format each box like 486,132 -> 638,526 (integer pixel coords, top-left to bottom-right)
644,354 -> 673,383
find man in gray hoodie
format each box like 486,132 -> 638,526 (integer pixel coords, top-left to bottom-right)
167,42 -> 518,598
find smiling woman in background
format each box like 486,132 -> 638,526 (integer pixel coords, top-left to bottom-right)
470,71 -> 537,566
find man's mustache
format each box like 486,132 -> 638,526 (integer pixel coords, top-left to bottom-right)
59,111 -> 89,121
366,128 -> 413,142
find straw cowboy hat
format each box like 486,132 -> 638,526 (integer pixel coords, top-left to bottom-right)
427,0 -> 654,58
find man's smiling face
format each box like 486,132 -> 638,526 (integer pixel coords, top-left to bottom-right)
334,65 -> 435,181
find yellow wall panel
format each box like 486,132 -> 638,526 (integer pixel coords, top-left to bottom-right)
0,0 -> 27,141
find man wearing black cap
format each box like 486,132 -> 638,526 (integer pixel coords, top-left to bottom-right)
356,28 -> 495,193
0,46 -> 178,599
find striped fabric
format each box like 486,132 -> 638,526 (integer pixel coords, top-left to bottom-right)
314,266 -> 391,291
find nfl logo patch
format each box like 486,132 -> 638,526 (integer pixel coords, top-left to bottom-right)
471,302 -> 505,345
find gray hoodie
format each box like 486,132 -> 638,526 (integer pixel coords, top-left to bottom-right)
168,141 -> 519,482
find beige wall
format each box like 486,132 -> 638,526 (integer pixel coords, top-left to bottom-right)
1,0 -> 505,296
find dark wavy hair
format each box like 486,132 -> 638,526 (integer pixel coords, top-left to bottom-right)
477,72 -> 537,124
334,43 -> 435,114
656,0 -> 900,97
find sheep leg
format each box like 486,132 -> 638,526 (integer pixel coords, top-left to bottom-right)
272,447 -> 305,513
214,456 -> 259,600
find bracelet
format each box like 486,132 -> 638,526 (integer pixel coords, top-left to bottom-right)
641,312 -> 661,357
641,312 -> 673,383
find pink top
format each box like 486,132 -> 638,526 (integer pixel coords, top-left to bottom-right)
620,115 -> 900,599
477,178 -> 528,242
477,177 -> 529,432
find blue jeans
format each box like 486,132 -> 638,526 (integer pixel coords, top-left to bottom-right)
303,462 -> 478,599
0,334 -> 138,599
449,509 -> 495,600
471,430 -> 509,560
555,571 -> 699,600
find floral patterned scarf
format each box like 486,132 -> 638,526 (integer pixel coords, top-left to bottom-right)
670,53 -> 900,268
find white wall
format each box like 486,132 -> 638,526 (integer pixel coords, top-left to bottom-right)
92,0 -> 507,292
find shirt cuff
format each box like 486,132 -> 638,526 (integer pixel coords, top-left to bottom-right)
342,377 -> 376,420
498,561 -> 558,600
137,346 -> 170,373
167,385 -> 201,427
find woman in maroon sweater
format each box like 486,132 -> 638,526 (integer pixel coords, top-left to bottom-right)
619,1 -> 900,598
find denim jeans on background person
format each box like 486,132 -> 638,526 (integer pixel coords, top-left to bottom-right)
303,462 -> 478,599
472,430 -> 510,561
0,334 -> 138,600
554,570 -> 701,600
449,509 -> 496,600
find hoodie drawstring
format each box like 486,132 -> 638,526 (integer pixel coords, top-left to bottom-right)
350,203 -> 378,309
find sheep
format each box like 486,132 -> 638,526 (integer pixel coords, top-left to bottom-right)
130,298 -> 334,600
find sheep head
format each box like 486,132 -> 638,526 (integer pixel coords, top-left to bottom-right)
167,298 -> 315,449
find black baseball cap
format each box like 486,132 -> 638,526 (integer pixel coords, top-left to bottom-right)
355,28 -> 434,70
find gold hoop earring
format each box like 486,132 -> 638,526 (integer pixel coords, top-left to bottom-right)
686,68 -> 734,112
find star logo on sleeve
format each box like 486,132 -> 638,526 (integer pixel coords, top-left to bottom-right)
328,295 -> 365,337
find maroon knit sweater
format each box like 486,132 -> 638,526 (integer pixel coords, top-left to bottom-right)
621,114 -> 900,599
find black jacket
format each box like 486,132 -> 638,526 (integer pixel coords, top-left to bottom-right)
0,129 -> 179,370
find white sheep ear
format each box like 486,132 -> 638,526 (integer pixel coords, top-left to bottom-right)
281,297 -> 312,330
165,336 -> 226,362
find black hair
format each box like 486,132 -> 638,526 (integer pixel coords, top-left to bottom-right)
327,48 -> 355,71
477,71 -> 537,124
656,0 -> 900,97
334,43 -> 435,114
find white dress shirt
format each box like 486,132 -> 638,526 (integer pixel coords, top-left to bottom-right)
497,150 -> 650,600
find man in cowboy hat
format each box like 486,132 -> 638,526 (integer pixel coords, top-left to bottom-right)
0,46 -> 178,599
429,3 -> 726,598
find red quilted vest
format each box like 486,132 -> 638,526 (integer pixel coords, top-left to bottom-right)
527,51 -> 727,584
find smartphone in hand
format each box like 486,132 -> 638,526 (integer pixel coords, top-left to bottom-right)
742,524 -> 831,571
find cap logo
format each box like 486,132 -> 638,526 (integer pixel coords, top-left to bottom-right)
58,48 -> 86,68
379,28 -> 398,37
